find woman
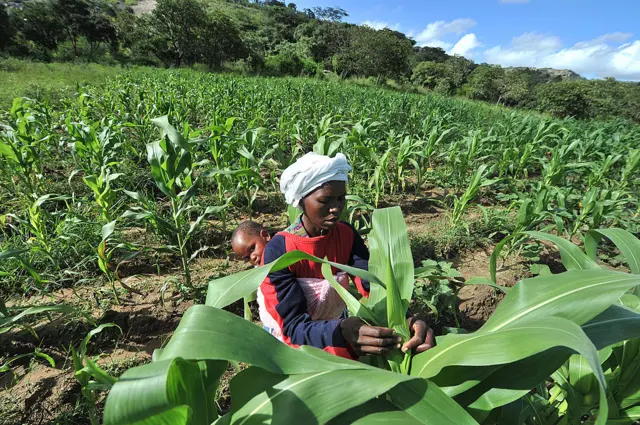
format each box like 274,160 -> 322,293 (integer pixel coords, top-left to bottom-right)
258,152 -> 434,359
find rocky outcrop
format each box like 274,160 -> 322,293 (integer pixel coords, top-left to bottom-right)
505,66 -> 584,83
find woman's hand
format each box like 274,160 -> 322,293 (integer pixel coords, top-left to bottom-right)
402,317 -> 435,354
340,317 -> 401,356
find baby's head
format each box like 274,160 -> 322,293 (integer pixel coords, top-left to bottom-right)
231,221 -> 271,266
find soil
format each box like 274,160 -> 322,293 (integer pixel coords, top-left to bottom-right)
0,208 -> 530,425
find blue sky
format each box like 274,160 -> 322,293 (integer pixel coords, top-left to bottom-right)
293,0 -> 640,80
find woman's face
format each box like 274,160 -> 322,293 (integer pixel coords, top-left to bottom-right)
301,181 -> 347,232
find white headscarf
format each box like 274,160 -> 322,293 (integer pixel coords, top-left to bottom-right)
280,152 -> 351,208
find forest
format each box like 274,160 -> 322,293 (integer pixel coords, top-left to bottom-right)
1,0 -> 639,122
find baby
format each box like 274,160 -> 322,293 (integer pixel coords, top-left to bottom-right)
231,221 -> 272,266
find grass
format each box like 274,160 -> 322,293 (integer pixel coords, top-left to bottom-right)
0,58 -> 152,108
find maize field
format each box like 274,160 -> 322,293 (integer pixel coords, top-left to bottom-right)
1,69 -> 639,425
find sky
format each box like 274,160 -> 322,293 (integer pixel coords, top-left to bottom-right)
292,0 -> 640,81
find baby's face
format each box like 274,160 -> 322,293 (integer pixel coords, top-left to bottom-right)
232,231 -> 269,266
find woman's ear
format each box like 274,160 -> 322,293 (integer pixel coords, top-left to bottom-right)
299,198 -> 306,215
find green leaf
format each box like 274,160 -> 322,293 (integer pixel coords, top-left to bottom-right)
206,250 -> 382,309
123,190 -> 144,201
0,305 -> 77,331
524,231 -> 599,271
411,317 -> 603,381
586,229 -> 640,275
368,207 -> 413,332
465,277 -> 511,294
103,358 -> 208,425
328,399 -> 426,425
151,116 -> 189,151
411,317 -> 609,424
481,269 -> 640,333
0,249 -> 28,260
80,323 -> 122,357
115,305 -> 475,425
222,367 -> 409,425
489,236 -> 511,284
0,141 -> 18,162
101,221 -> 117,242
320,262 -> 378,324
199,360 -> 228,422
581,305 -> 640,349
387,379 -> 479,425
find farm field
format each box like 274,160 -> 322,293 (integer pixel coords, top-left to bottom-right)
1,68 -> 640,425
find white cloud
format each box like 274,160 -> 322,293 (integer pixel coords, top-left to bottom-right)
450,33 -> 481,57
361,20 -> 400,31
414,18 -> 476,48
484,32 -> 640,80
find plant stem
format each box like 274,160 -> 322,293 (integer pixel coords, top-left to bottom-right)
172,200 -> 192,288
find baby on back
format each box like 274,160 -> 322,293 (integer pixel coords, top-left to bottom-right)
230,221 -> 273,266
230,219 -> 350,340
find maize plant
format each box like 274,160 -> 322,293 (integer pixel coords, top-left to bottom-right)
491,228 -> 640,424
123,116 -> 226,288
450,165 -> 497,227
0,99 -> 50,200
102,208 -> 640,425
72,324 -> 120,425
67,117 -> 123,172
83,167 -> 122,223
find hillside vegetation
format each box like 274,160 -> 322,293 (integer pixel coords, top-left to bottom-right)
1,0 -> 639,122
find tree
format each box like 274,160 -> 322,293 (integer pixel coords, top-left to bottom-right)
84,4 -> 118,56
56,0 -> 93,56
411,46 -> 448,66
334,26 -> 413,79
463,64 -> 505,103
200,11 -> 248,69
444,55 -> 475,91
311,6 -> 348,22
411,61 -> 447,89
0,4 -> 14,52
535,81 -> 592,119
12,0 -> 65,53
294,20 -> 350,65
148,0 -> 209,67
501,69 -> 533,107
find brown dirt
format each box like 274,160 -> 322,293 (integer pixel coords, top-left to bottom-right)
0,258 -> 215,425
454,247 -> 527,330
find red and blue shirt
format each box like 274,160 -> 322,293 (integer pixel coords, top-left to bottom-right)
258,219 -> 370,359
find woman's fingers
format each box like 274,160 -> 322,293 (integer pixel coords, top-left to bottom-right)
359,325 -> 396,338
358,344 -> 395,355
402,319 -> 435,353
357,335 -> 401,348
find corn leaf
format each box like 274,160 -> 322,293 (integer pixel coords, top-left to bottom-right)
106,306 -> 478,425
524,231 -> 599,271
411,317 -> 609,424
481,269 -> 640,332
320,262 -> 378,324
585,229 -> 640,275
367,207 -> 413,336
328,399 -> 425,425
103,358 -> 210,425
206,250 -> 383,309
